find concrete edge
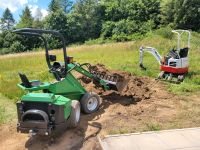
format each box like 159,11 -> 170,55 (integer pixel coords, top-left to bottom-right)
97,135 -> 106,150
102,127 -> 200,138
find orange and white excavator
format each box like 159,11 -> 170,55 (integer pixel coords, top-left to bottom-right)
139,30 -> 191,83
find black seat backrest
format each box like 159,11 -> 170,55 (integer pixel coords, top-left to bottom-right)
18,73 -> 32,88
179,47 -> 189,58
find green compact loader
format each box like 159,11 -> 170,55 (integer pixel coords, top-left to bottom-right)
14,28 -> 125,136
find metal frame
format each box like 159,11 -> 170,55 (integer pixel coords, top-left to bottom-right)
13,28 -> 68,76
172,30 -> 191,52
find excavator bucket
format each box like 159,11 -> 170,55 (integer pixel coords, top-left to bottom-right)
139,63 -> 147,70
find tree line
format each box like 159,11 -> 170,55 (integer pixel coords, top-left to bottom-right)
0,0 -> 199,54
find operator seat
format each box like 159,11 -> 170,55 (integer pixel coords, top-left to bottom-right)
18,73 -> 42,88
179,47 -> 189,58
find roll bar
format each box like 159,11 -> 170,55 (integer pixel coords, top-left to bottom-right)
13,28 -> 68,76
172,30 -> 191,51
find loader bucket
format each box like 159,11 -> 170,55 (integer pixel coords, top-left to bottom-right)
88,64 -> 129,92
102,77 -> 129,92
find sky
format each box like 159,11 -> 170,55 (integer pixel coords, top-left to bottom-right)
0,0 -> 51,22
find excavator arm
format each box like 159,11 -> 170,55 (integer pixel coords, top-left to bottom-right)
139,46 -> 162,70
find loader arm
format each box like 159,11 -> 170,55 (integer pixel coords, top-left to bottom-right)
68,63 -> 127,92
68,63 -> 111,90
139,46 -> 162,70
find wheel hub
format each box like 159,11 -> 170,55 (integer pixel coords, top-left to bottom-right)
87,97 -> 98,111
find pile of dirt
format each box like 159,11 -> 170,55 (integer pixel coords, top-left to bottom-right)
79,64 -> 154,103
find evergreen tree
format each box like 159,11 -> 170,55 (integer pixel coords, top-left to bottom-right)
34,8 -> 43,21
17,6 -> 33,28
32,8 -> 43,28
48,0 -> 61,12
0,8 -> 15,30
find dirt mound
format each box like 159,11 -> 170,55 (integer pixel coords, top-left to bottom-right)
80,64 -> 153,103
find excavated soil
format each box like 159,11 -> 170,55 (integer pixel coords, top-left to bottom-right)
0,64 -> 185,150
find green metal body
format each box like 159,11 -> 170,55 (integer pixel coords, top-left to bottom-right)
14,28 -> 118,135
18,63 -> 110,118
21,93 -> 71,119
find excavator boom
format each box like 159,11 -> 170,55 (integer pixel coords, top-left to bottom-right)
139,46 -> 162,70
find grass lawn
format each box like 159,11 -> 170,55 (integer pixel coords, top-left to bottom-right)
0,31 -> 199,124
0,94 -> 16,124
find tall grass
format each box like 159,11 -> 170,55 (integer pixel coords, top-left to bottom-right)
0,94 -> 16,123
0,30 -> 199,102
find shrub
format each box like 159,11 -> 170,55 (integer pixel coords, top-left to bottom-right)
156,26 -> 174,39
10,41 -> 25,53
101,21 -> 116,39
0,48 -> 12,55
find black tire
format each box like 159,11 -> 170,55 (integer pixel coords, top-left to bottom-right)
68,100 -> 80,128
80,92 -> 100,114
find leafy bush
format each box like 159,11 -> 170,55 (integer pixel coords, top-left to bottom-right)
101,19 -> 151,42
155,26 -> 174,39
10,41 -> 25,53
101,21 -> 116,39
162,0 -> 200,31
0,48 -> 12,55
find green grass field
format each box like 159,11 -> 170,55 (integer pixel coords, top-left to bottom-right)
0,30 -> 200,124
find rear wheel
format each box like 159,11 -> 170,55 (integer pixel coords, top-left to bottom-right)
80,92 -> 100,114
68,100 -> 80,128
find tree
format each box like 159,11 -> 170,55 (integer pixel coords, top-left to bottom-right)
32,8 -> 43,28
174,0 -> 200,31
69,0 -> 105,42
48,0 -> 61,12
34,8 -> 43,21
44,9 -> 68,48
100,0 -> 161,41
102,0 -> 161,26
161,0 -> 175,25
0,8 -> 15,30
59,0 -> 73,13
17,6 -> 33,28
162,0 -> 200,31
16,6 -> 42,51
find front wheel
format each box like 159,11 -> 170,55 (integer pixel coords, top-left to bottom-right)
80,92 -> 100,114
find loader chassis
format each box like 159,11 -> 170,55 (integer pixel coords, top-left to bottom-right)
14,28 -> 125,136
